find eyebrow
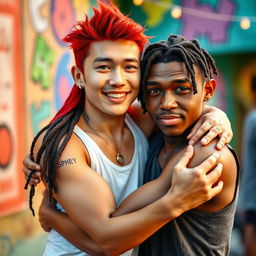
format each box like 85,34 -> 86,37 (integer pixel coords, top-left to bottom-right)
93,57 -> 139,63
146,78 -> 191,86
173,78 -> 191,83
146,81 -> 160,86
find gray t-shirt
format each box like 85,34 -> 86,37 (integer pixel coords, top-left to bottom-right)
139,132 -> 240,256
239,110 -> 256,212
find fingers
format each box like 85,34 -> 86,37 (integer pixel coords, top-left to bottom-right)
208,181 -> 224,199
216,131 -> 232,150
42,225 -> 51,232
200,125 -> 223,146
174,145 -> 194,170
187,119 -> 204,145
23,155 -> 41,171
205,163 -> 223,185
188,119 -> 218,146
23,171 -> 41,187
23,155 -> 41,187
196,152 -> 220,175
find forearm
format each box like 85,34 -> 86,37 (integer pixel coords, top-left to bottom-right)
46,210 -> 104,255
113,167 -> 172,217
83,194 -> 182,256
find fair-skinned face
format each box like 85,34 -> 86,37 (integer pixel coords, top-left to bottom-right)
145,61 -> 216,138
73,39 -> 141,118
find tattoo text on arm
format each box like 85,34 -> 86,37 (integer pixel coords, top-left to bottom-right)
56,158 -> 77,168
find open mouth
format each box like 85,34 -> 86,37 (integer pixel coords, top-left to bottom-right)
104,91 -> 130,103
105,92 -> 127,99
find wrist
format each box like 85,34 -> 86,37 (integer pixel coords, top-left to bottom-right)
160,192 -> 185,220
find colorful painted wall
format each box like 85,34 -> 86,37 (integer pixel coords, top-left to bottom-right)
0,0 -> 94,255
0,0 -> 255,255
128,0 -> 256,151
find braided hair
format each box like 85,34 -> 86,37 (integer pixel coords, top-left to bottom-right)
24,94 -> 85,215
24,1 -> 149,215
138,34 -> 218,112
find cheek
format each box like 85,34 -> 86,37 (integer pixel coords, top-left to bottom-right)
130,73 -> 140,89
187,99 -> 204,119
145,97 -> 158,114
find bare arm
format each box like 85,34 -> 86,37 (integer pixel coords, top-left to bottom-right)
35,132 -> 223,256
39,191 -> 104,255
191,140 -> 238,212
22,104 -> 232,187
112,145 -> 223,217
114,137 -> 237,218
187,105 -> 233,150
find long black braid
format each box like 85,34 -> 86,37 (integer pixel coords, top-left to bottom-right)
138,34 -> 218,112
24,90 -> 85,215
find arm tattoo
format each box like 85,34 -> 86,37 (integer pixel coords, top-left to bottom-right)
56,158 -> 77,168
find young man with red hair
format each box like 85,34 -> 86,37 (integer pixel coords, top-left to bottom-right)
23,2 -> 233,255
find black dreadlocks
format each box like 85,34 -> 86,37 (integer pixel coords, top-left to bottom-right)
138,34 -> 218,112
24,91 -> 85,215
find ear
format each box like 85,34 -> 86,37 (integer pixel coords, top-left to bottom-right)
204,79 -> 216,102
71,66 -> 86,89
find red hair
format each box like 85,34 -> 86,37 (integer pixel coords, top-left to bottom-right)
51,1 -> 149,123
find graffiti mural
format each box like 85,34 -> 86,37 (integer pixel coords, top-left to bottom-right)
50,0 -> 76,45
182,0 -> 236,43
30,35 -> 55,90
0,0 -> 26,217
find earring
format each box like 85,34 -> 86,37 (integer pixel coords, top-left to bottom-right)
77,80 -> 83,89
204,97 -> 209,102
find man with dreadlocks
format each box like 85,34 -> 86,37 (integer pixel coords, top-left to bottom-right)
110,34 -> 238,255
23,2 -> 234,255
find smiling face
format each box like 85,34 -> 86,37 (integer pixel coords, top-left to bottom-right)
145,61 -> 215,137
73,39 -> 141,118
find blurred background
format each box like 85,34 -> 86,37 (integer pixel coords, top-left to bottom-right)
0,0 -> 255,255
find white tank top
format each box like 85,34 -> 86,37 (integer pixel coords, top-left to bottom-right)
43,114 -> 149,256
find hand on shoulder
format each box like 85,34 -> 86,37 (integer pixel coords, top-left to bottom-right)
190,139 -> 238,212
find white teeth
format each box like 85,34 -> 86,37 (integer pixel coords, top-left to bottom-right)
106,93 -> 126,98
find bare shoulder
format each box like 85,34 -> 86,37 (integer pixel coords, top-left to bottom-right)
190,139 -> 238,212
33,128 -> 90,166
53,131 -> 92,180
32,127 -> 91,187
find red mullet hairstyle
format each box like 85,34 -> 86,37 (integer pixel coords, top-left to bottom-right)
51,1 -> 149,123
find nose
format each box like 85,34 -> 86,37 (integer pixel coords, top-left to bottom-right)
109,67 -> 125,87
160,91 -> 178,110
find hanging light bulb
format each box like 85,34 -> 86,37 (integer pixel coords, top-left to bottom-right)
170,5 -> 182,19
240,17 -> 250,30
133,0 -> 144,6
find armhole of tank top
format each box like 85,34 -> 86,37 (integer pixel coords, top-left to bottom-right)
73,125 -> 92,167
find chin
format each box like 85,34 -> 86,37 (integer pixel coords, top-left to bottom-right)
161,127 -> 188,138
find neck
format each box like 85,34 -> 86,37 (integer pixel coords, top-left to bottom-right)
78,105 -> 126,138
162,126 -> 192,153
80,109 -> 127,166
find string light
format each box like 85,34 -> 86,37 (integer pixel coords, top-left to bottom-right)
133,0 -> 144,6
133,0 -> 256,30
171,5 -> 182,19
240,17 -> 250,30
